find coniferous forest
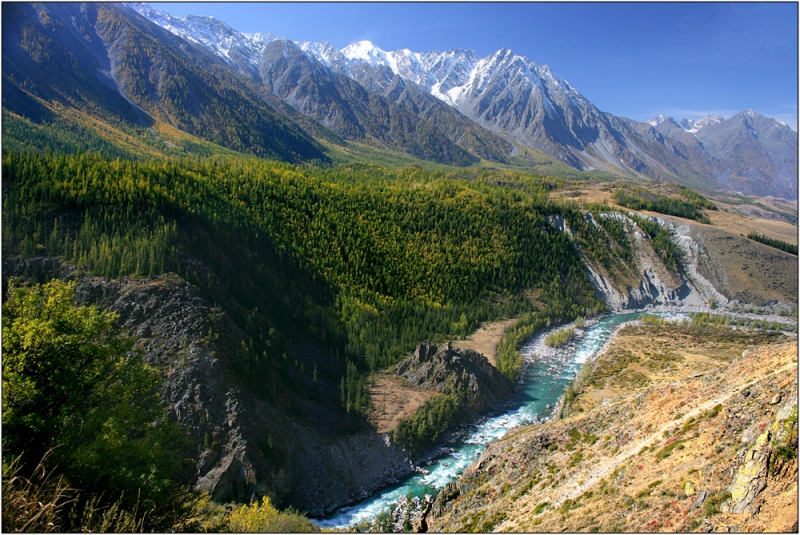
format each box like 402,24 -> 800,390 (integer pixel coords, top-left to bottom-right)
3,152 -> 603,380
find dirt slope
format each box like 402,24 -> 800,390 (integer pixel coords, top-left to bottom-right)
428,323 -> 797,532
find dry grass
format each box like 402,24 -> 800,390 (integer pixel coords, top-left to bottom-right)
685,221 -> 798,305
572,325 -> 790,415
366,375 -> 440,433
2,453 -> 75,533
451,319 -> 517,367
550,184 -> 614,206
706,207 -> 797,245
430,324 -> 798,533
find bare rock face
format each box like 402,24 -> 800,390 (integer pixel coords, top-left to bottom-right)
726,398 -> 799,515
580,213 -> 720,312
394,341 -> 514,413
726,435 -> 770,514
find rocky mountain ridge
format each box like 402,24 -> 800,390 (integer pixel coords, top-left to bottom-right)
2,2 -> 327,163
5,2 -> 795,197
256,39 -> 490,165
653,110 -> 798,197
568,211 -> 723,313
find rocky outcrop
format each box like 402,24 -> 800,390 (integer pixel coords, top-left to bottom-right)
395,341 -> 514,413
581,213 -> 688,311
725,398 -> 798,514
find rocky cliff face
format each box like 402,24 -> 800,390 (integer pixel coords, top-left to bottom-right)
258,40 -> 479,167
2,257 -> 412,517
395,341 -> 515,414
575,212 -> 740,314
724,397 -> 797,516
576,212 -> 698,312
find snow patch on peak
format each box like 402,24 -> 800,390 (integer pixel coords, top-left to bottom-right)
128,2 -> 280,69
133,3 -> 591,122
298,41 -> 344,69
341,40 -> 388,64
647,114 -> 667,127
680,114 -> 724,134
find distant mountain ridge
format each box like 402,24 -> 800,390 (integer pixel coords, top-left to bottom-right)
648,113 -> 725,134
650,110 -> 798,196
127,3 -> 797,199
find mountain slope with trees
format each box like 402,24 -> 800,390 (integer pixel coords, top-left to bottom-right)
2,150 -> 608,516
2,2 -> 327,163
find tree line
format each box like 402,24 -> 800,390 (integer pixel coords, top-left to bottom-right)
612,185 -> 714,223
747,231 -> 797,255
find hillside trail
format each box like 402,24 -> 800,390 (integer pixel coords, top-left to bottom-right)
555,360 -> 797,505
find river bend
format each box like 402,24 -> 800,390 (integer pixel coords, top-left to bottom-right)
316,312 -> 656,528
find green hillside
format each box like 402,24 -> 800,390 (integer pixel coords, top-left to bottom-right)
3,152 -> 603,386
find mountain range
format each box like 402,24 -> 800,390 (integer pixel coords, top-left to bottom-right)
2,2 -> 797,199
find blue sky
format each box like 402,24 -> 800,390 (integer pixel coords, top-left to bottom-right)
153,2 -> 798,130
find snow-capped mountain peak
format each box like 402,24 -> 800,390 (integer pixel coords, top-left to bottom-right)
679,114 -> 724,134
99,4 -> 800,199
130,3 -> 588,112
341,40 -> 388,63
647,114 -> 667,127
296,41 -> 345,69
126,3 -> 280,70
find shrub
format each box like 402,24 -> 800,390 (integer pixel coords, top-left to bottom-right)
227,496 -> 319,532
545,326 -> 575,347
655,439 -> 686,461
703,490 -> 731,517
